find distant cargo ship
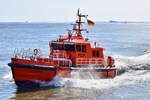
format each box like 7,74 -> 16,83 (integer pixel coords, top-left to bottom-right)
109,20 -> 127,23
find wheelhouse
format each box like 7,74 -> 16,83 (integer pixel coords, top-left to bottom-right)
50,42 -> 88,52
49,41 -> 104,59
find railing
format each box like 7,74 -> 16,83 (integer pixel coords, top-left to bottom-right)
13,49 -> 72,66
75,58 -> 106,66
52,50 -> 72,67
13,48 -> 42,60
52,50 -> 69,58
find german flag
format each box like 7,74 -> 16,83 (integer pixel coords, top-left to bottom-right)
87,19 -> 95,26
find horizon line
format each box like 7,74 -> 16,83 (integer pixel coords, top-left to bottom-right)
0,20 -> 150,23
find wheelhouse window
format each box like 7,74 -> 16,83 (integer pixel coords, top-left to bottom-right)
92,51 -> 96,57
76,44 -> 86,52
82,45 -> 86,52
76,45 -> 81,51
92,50 -> 99,57
96,51 -> 99,57
65,44 -> 75,51
58,44 -> 64,50
51,43 -> 57,50
51,43 -> 64,50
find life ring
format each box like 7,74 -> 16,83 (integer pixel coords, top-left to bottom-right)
33,49 -> 39,56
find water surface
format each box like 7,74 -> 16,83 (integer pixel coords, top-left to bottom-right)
0,22 -> 150,100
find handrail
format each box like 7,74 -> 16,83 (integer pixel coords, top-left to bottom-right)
13,48 -> 42,60
75,58 -> 105,66
52,50 -> 69,58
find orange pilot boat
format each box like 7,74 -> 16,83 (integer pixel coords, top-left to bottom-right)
8,9 -> 118,87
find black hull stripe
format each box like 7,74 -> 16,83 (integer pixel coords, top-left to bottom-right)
70,67 -> 117,72
8,63 -> 56,71
8,63 -> 117,72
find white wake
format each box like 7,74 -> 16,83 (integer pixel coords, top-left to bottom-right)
46,53 -> 150,89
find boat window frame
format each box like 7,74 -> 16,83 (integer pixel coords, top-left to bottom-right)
92,51 -> 96,57
82,45 -> 86,52
57,44 -> 64,50
65,43 -> 75,51
51,43 -> 57,50
51,42 -> 65,50
92,50 -> 99,57
76,44 -> 82,52
96,51 -> 99,57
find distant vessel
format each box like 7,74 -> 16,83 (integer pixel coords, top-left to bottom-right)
109,20 -> 127,23
109,20 -> 118,23
8,9 -> 118,88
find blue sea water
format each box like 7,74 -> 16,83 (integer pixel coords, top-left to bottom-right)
0,22 -> 150,100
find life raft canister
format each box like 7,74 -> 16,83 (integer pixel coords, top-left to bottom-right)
107,56 -> 115,67
33,49 -> 39,56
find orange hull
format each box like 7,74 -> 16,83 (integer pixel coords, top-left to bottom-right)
9,62 -> 57,87
56,67 -> 71,77
91,71 -> 117,78
11,67 -> 56,81
70,67 -> 117,78
9,63 -> 117,87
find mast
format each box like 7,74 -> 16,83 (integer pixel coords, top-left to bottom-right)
76,9 -> 88,37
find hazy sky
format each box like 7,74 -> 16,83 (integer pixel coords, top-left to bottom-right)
0,0 -> 150,22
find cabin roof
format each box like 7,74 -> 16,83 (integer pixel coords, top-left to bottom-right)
50,35 -> 90,44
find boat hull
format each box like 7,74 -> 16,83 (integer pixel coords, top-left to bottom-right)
91,71 -> 117,78
8,63 -> 57,87
8,62 -> 117,87
70,67 -> 117,78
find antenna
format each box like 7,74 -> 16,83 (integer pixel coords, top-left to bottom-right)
75,9 -> 88,37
